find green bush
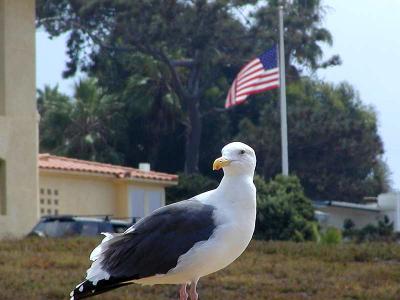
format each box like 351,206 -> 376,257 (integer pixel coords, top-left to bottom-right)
310,222 -> 322,243
254,175 -> 316,241
321,227 -> 342,245
344,216 -> 396,243
343,218 -> 356,239
166,173 -> 218,204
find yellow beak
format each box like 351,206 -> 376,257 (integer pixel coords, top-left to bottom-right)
213,157 -> 231,171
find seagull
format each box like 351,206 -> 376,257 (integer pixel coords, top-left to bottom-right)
70,142 -> 257,300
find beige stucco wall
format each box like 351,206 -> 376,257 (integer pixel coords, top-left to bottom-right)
39,171 -> 120,218
39,171 -> 171,221
318,206 -> 382,229
0,0 -> 38,238
115,181 -> 128,218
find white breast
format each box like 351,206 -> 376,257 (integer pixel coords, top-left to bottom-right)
134,176 -> 256,285
165,177 -> 256,283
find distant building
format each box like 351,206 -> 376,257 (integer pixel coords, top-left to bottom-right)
314,192 -> 400,231
0,1 -> 178,238
0,153 -> 177,237
39,154 -> 178,221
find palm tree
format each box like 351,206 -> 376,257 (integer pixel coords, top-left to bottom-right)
38,79 -> 123,163
37,85 -> 73,153
64,78 -> 122,162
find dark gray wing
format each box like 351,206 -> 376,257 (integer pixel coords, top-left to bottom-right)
101,199 -> 216,280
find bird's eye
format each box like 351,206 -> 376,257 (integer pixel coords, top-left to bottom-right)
240,150 -> 246,155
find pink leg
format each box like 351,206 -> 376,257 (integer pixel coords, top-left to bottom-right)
189,280 -> 199,300
179,283 -> 188,300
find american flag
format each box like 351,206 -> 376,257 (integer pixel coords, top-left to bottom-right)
225,46 -> 280,108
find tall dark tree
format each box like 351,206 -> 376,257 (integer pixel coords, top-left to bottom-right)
36,0 -> 338,173
112,55 -> 185,171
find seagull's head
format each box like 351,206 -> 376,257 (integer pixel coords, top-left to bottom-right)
213,142 -> 256,177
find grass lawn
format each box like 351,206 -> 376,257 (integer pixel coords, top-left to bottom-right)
1,238 -> 400,299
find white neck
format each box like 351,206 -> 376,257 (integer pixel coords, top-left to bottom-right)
213,173 -> 256,210
219,173 -> 254,187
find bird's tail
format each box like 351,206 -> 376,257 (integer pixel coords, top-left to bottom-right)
70,278 -> 132,300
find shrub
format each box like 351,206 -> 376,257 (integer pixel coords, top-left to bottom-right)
254,175 -> 316,241
310,222 -> 321,243
357,216 -> 396,242
343,218 -> 356,239
343,216 -> 396,243
321,227 -> 342,245
166,173 -> 218,204
377,215 -> 394,237
343,218 -> 355,231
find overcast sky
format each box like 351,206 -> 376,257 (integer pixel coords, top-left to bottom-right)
317,0 -> 400,191
36,0 -> 400,191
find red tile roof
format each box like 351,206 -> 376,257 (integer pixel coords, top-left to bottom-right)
38,154 -> 178,183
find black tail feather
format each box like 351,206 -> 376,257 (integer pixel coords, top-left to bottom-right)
70,278 -> 132,299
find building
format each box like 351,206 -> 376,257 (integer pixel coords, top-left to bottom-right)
1,152 -> 177,237
0,0 -> 39,238
38,154 -> 177,221
0,1 -> 178,238
314,192 -> 400,231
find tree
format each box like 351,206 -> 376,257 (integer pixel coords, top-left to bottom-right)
37,85 -> 73,153
37,79 -> 123,163
251,0 -> 341,80
65,78 -> 123,162
236,79 -> 390,201
99,54 -> 185,170
36,0 -> 338,174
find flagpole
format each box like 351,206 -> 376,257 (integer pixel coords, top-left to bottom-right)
278,5 -> 289,176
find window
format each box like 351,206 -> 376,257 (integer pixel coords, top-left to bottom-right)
47,199 -> 51,205
40,198 -> 44,204
0,160 -> 5,215
40,188 -> 44,195
130,190 -> 145,218
148,191 -> 162,213
129,188 -> 164,219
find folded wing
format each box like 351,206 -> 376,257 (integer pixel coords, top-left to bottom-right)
70,199 -> 216,299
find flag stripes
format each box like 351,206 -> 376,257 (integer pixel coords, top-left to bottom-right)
225,47 -> 279,108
